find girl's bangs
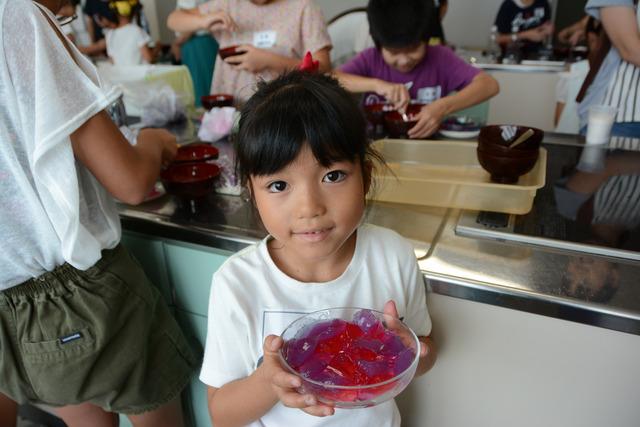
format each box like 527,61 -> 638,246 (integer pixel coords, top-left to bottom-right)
241,85 -> 366,177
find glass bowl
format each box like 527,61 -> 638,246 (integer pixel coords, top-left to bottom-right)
279,307 -> 420,409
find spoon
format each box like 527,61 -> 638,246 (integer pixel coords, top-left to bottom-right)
400,111 -> 410,122
508,128 -> 535,149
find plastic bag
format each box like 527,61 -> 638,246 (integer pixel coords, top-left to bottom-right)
139,84 -> 187,127
198,107 -> 239,143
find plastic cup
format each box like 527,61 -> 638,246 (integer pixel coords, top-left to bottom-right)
576,146 -> 606,173
586,105 -> 617,145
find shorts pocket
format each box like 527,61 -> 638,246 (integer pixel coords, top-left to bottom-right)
22,326 -> 96,363
21,326 -> 100,405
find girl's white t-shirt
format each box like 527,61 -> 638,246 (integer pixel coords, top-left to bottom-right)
0,0 -> 122,290
105,23 -> 152,66
200,224 -> 431,427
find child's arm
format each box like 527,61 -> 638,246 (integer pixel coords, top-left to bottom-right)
207,336 -> 334,427
333,70 -> 411,112
140,44 -> 154,64
70,111 -> 177,205
166,7 -> 236,34
408,72 -> 499,138
225,45 -> 332,74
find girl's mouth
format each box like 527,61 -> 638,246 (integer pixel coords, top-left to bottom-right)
292,228 -> 333,242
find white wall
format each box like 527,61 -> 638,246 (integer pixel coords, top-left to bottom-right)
318,0 -> 557,50
442,0 -> 505,49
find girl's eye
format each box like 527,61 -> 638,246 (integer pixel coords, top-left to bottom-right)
267,181 -> 287,193
323,170 -> 347,183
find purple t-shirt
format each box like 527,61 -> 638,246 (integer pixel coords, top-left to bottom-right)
340,45 -> 480,105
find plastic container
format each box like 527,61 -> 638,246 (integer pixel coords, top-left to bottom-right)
370,139 -> 547,215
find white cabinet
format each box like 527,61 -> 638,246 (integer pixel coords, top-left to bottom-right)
397,293 -> 640,427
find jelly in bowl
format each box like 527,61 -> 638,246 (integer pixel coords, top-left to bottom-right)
279,307 -> 420,409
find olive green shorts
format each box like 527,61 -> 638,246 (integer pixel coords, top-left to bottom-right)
0,245 -> 199,414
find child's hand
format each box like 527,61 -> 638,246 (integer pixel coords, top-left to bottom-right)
203,11 -> 237,33
383,301 -> 432,375
226,45 -> 273,73
408,101 -> 448,139
260,335 -> 335,417
374,80 -> 410,112
138,128 -> 177,168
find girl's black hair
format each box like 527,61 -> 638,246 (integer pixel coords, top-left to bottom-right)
236,71 -> 381,187
367,0 -> 434,49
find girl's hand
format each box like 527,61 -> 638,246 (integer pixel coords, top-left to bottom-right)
383,301 -> 430,371
226,45 -> 273,73
374,80 -> 410,112
260,335 -> 335,417
203,11 -> 237,33
408,101 -> 448,139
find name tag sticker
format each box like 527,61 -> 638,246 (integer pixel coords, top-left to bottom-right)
417,86 -> 442,104
253,31 -> 277,48
60,332 -> 83,344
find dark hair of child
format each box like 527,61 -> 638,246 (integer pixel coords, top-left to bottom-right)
236,71 -> 383,190
367,0 -> 434,49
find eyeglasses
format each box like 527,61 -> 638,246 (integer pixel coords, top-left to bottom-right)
56,13 -> 78,26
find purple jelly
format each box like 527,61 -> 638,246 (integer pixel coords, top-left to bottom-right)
283,309 -> 417,387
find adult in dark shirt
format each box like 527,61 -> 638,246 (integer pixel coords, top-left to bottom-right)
494,0 -> 553,57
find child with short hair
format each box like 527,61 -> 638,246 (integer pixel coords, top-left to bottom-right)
199,70 -> 436,426
104,0 -> 154,65
336,0 -> 499,139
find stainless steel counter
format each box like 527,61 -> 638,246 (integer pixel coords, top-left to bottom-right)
119,119 -> 640,335
119,192 -> 640,336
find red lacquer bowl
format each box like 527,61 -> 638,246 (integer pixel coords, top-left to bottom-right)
201,94 -> 234,110
160,162 -> 220,199
382,104 -> 424,138
219,45 -> 242,60
174,143 -> 219,163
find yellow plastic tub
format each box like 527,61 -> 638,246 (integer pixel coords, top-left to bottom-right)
370,139 -> 547,215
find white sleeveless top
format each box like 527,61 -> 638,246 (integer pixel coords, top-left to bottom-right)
0,0 -> 122,289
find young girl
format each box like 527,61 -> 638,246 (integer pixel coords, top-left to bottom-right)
104,0 -> 154,65
0,1 -> 197,426
167,0 -> 332,103
199,70 -> 437,426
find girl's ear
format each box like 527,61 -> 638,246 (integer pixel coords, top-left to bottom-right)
363,160 -> 373,195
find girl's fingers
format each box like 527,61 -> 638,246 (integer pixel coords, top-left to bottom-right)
270,370 -> 301,389
302,405 -> 336,417
419,340 -> 428,357
383,300 -> 398,318
279,390 -> 315,407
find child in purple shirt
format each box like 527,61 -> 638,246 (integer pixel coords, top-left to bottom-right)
335,0 -> 499,138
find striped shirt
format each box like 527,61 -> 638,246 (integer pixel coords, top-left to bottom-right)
610,135 -> 640,150
594,175 -> 640,228
582,0 -> 640,125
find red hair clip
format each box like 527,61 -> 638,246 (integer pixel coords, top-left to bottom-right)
299,51 -> 320,73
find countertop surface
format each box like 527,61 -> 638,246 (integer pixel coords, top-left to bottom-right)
119,121 -> 640,336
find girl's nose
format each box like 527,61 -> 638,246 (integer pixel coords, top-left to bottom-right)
295,186 -> 326,219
